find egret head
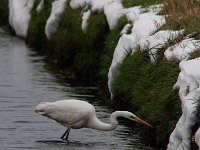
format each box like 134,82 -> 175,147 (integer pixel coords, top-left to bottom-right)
34,102 -> 48,115
114,111 -> 153,128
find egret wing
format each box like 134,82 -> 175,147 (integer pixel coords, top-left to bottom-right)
43,100 -> 94,126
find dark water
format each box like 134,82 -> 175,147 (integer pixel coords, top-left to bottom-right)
0,31 -> 154,150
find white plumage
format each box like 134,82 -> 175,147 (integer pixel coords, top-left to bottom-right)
34,99 -> 152,141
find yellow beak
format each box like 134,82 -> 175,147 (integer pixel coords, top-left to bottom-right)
132,116 -> 153,128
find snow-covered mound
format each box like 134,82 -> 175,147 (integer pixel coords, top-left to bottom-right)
8,0 -> 35,38
167,59 -> 200,150
45,0 -> 67,39
165,38 -> 200,62
82,10 -> 91,33
140,30 -> 183,62
108,10 -> 166,99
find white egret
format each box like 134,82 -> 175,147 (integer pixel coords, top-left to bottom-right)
34,99 -> 152,141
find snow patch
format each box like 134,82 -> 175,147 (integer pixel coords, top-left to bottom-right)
45,0 -> 68,39
36,0 -> 44,12
139,30 -> 183,62
123,7 -> 141,23
195,128 -> 200,149
165,38 -> 200,62
104,1 -> 124,30
8,0 -> 35,38
70,0 -> 89,10
167,58 -> 200,150
90,0 -> 111,12
108,10 -> 166,99
120,23 -> 132,35
132,12 -> 165,41
82,10 -> 91,33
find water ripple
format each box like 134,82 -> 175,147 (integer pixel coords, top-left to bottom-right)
0,31 -> 155,150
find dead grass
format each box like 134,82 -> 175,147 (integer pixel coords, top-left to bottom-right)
190,48 -> 200,59
163,0 -> 200,29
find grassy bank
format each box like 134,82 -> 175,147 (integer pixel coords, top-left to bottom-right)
2,0 -> 200,149
27,0 -> 113,85
113,50 -> 181,147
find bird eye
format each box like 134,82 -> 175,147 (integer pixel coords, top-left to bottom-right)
130,115 -> 136,121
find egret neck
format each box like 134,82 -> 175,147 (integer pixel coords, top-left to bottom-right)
87,111 -> 131,131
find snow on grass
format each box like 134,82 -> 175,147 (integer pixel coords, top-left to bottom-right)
8,0 -> 35,38
90,0 -> 112,12
36,0 -> 44,13
195,128 -> 200,149
122,6 -> 141,23
70,0 -> 89,10
139,30 -> 183,62
82,10 -> 91,33
104,1 -> 124,30
167,58 -> 200,150
45,0 -> 67,39
165,38 -> 200,62
108,10 -> 166,99
120,23 -> 132,35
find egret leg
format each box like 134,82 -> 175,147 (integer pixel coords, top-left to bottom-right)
61,130 -> 68,140
60,127 -> 71,141
64,127 -> 71,141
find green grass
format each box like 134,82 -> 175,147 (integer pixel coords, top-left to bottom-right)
99,17 -> 127,81
184,19 -> 200,37
73,12 -> 109,85
0,0 -> 9,26
46,7 -> 84,67
26,0 -> 52,50
98,17 -> 128,97
113,51 -> 181,147
27,3 -> 113,85
46,7 -> 110,85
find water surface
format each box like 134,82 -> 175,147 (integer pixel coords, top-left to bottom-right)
0,32 -> 154,150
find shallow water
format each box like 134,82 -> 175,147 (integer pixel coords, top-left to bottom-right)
0,33 -> 154,150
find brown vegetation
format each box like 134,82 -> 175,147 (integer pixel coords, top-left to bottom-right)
163,0 -> 200,28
